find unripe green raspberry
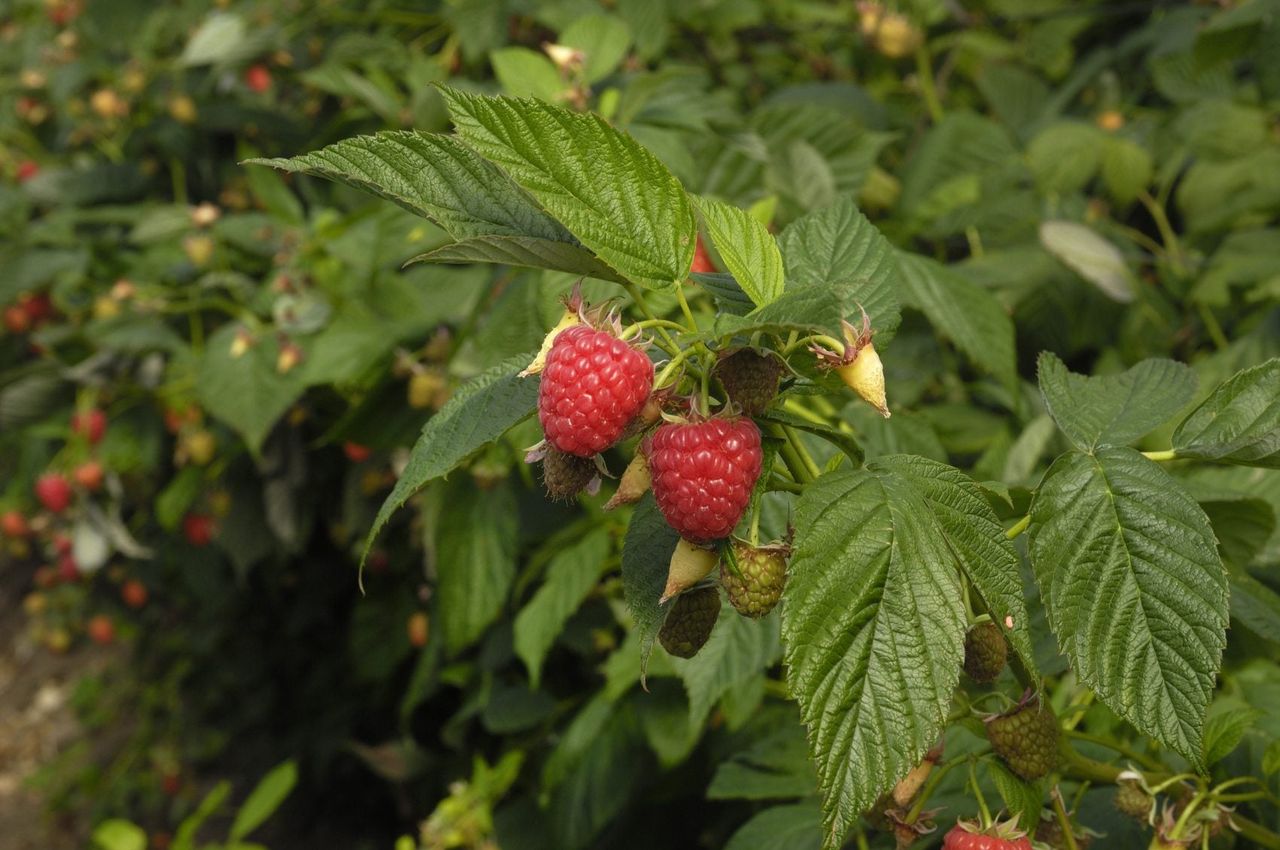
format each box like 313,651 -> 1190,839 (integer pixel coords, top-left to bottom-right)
659,585 -> 720,659
720,541 -> 789,619
1114,780 -> 1153,822
985,698 -> 1060,781
963,622 -> 1008,683
714,348 -> 784,416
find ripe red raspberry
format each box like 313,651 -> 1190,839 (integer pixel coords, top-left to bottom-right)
690,234 -> 716,274
943,820 -> 1033,850
538,325 -> 653,457
35,473 -> 73,513
71,408 -> 107,444
244,64 -> 273,93
646,417 -> 763,542
183,513 -> 214,546
1,510 -> 30,538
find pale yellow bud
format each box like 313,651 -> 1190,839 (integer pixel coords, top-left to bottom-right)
660,538 -> 719,603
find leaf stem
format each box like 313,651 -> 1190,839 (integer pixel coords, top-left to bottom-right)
768,424 -> 815,485
624,283 -> 681,355
1005,515 -> 1031,540
1195,302 -> 1230,352
654,347 -> 699,388
1140,449 -> 1178,462
968,759 -> 992,827
622,318 -> 687,339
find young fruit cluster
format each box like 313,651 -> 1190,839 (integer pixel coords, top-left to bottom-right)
963,622 -> 1008,683
986,697 -> 1060,781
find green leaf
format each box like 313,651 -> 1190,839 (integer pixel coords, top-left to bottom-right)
874,455 -> 1037,683
1101,137 -> 1154,206
1029,448 -> 1228,766
440,87 -> 695,290
1173,359 -> 1280,468
1037,353 -> 1198,451
363,354 -> 538,559
490,47 -> 564,100
782,465 -> 967,845
1039,220 -> 1136,303
1225,562 -> 1280,645
408,235 -> 626,282
197,324 -> 305,453
560,14 -> 632,83
1203,706 -> 1260,766
228,761 -> 298,842
1026,121 -> 1104,193
246,131 -> 573,243
987,760 -> 1043,828
173,781 -> 231,850
92,820 -> 147,850
693,196 -> 785,307
514,529 -> 612,688
711,284 -> 848,342
777,195 -> 902,340
670,607 -> 781,726
896,252 -> 1019,395
724,803 -> 824,850
707,719 -> 816,800
620,495 -> 680,678
435,479 -> 518,654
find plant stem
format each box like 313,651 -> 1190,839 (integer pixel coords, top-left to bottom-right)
767,476 -> 803,494
1005,515 -> 1031,540
907,758 -> 960,821
674,283 -> 699,332
1138,190 -> 1186,278
624,283 -> 680,355
782,425 -> 822,481
968,759 -> 992,827
769,424 -> 815,485
1141,449 -> 1178,462
914,45 -> 944,123
1051,787 -> 1080,850
1196,301 -> 1229,351
654,346 -> 699,388
1061,729 -> 1163,772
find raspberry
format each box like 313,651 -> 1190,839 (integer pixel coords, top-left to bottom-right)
942,819 -> 1033,850
183,513 -> 214,546
720,540 -> 788,618
986,698 -> 1060,781
963,622 -> 1008,683
645,417 -> 763,542
35,473 -> 73,513
658,585 -> 720,659
538,325 -> 653,457
1114,780 -> 1153,822
540,446 -> 598,501
70,408 -> 107,444
714,349 -> 784,415
1,510 -> 29,538
690,234 -> 716,274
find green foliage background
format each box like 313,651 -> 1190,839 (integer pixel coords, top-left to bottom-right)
2,1 -> 1279,849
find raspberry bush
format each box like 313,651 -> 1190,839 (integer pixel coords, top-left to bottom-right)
3,2 -> 1280,849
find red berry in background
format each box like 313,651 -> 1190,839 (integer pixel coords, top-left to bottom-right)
71,407 -> 107,444
121,579 -> 149,609
244,64 -> 273,93
87,614 -> 115,645
4,305 -> 31,333
15,160 -> 39,183
58,554 -> 80,583
34,565 -> 59,589
53,533 -> 73,556
690,234 -> 716,274
646,417 -> 763,542
538,325 -> 653,457
161,772 -> 182,797
36,473 -> 73,513
1,510 -> 29,538
343,441 -> 372,463
943,821 -> 1033,850
74,460 -> 104,491
183,513 -> 214,546
21,292 -> 54,322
